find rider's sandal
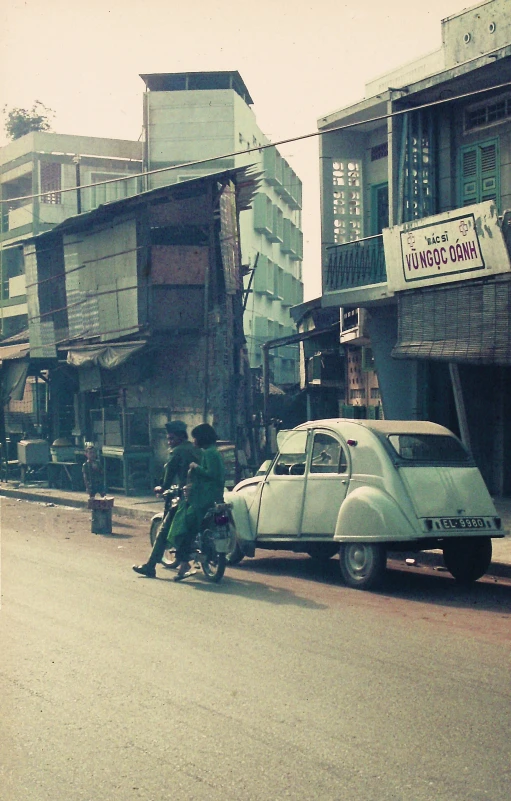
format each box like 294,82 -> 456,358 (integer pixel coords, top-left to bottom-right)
174,570 -> 194,582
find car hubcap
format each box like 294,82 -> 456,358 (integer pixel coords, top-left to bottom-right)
346,545 -> 371,577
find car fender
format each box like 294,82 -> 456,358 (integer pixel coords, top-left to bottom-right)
223,491 -> 255,542
334,484 -> 418,543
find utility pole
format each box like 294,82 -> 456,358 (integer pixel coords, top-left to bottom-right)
73,155 -> 82,214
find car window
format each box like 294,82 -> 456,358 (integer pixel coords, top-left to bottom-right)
310,432 -> 347,474
273,430 -> 308,476
387,434 -> 470,464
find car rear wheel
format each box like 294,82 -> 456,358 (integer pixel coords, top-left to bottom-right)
339,543 -> 387,590
442,537 -> 492,584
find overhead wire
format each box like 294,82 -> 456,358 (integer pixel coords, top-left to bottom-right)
1,77 -> 510,207
2,74 -> 511,341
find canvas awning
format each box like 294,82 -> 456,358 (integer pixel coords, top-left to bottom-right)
66,341 -> 146,370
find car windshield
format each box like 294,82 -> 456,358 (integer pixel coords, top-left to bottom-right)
387,434 -> 471,464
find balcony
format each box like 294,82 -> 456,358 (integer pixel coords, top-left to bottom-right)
325,234 -> 387,293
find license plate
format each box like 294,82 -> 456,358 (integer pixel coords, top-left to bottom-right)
440,517 -> 486,530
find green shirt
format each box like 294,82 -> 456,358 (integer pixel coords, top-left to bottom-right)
167,445 -> 225,545
188,445 -> 225,516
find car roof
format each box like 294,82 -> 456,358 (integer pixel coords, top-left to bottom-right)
294,419 -> 457,437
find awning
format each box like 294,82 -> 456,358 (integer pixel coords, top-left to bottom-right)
66,341 -> 146,370
393,278 -> 511,364
0,342 -> 30,363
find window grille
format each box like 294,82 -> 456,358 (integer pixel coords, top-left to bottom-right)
332,159 -> 362,244
399,110 -> 436,222
40,162 -> 61,204
465,94 -> 511,131
370,142 -> 388,161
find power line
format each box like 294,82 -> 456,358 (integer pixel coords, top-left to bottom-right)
1,78 -> 511,207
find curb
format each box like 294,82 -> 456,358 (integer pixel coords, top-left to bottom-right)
0,487 -> 158,522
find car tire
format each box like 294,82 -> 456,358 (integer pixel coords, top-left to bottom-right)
339,543 -> 387,590
227,542 -> 245,566
442,537 -> 492,584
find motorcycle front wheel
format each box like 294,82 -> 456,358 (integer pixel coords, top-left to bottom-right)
200,529 -> 227,582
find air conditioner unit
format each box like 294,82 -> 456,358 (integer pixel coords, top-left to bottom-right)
340,308 -> 371,345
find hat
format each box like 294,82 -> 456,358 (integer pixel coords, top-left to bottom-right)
165,420 -> 188,436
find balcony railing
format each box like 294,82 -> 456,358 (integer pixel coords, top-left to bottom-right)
325,234 -> 387,292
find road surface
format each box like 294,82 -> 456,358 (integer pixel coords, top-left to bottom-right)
1,497 -> 510,800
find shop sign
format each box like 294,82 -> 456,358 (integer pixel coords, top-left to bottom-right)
400,213 -> 483,281
383,201 -> 511,293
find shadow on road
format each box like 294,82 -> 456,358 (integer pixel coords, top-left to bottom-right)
226,552 -> 511,613
164,571 -> 328,610
382,562 -> 511,613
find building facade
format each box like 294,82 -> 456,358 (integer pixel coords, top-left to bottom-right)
0,132 -> 143,338
0,170 -> 256,488
319,0 -> 511,494
140,71 -> 304,386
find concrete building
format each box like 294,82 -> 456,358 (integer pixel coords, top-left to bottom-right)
140,71 -> 304,386
0,169 -> 257,490
318,0 -> 511,494
0,132 -> 143,338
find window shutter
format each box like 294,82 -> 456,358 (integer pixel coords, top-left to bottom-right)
480,142 -> 498,202
460,147 -> 477,206
459,138 -> 499,207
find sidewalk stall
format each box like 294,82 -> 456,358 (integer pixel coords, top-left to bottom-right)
17,439 -> 50,483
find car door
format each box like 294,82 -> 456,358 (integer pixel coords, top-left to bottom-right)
256,429 -> 309,537
300,430 -> 350,537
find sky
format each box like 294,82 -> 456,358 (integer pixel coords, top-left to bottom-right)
0,0 -> 475,299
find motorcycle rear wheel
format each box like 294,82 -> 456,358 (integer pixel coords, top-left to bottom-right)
201,529 -> 227,582
149,516 -> 177,566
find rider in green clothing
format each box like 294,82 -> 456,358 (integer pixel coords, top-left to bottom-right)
171,423 -> 225,581
132,420 -> 200,578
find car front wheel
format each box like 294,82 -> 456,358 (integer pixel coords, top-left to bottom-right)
227,542 -> 245,566
442,537 -> 492,584
339,543 -> 387,590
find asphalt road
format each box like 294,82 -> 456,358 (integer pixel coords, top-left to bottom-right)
1,497 -> 510,801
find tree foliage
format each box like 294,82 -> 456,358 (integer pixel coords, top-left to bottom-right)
3,100 -> 55,140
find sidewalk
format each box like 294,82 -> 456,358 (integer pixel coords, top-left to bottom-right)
0,481 -> 162,521
1,479 -> 511,577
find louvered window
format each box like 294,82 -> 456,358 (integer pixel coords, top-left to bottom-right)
459,138 -> 499,208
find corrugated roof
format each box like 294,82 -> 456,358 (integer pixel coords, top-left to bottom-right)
24,165 -> 261,242
0,341 -> 30,362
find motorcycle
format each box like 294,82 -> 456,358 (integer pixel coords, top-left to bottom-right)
149,485 -> 234,583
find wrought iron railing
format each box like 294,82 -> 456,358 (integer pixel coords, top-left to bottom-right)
325,234 -> 387,292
